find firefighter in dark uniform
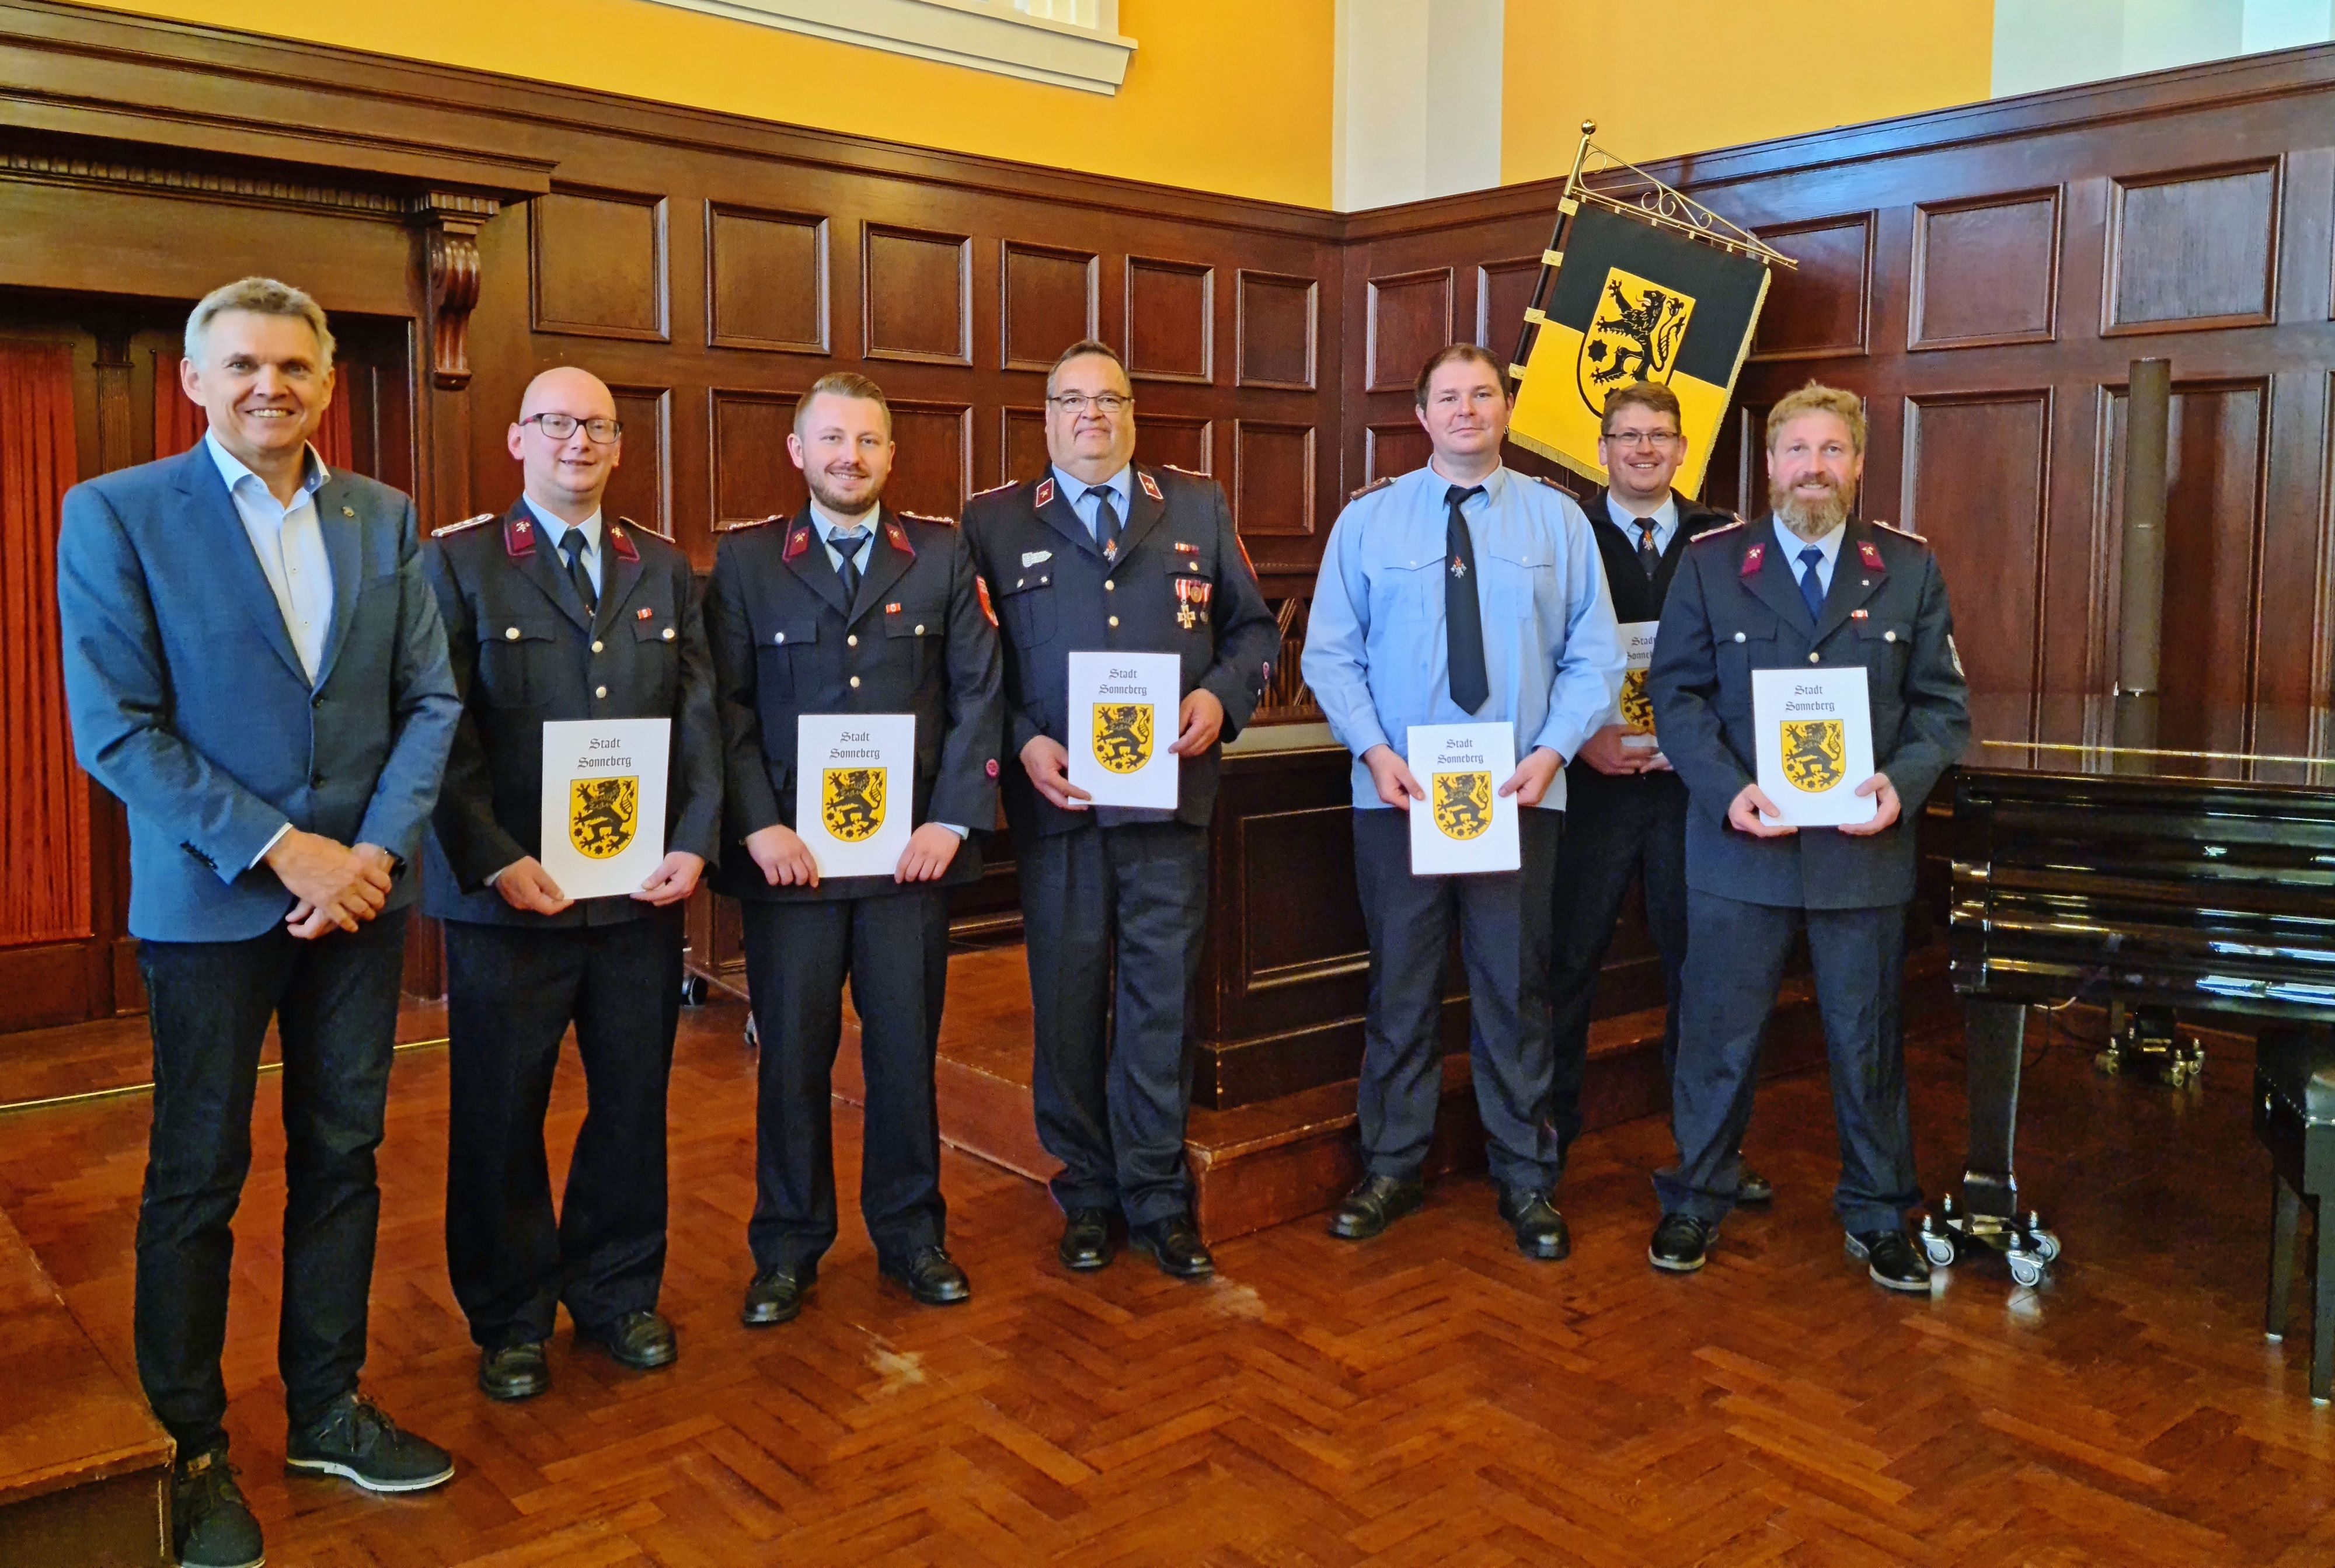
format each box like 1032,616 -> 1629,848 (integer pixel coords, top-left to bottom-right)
1544,381 -> 1768,1200
422,366 -> 721,1401
1646,382 -> 1969,1289
707,372 -> 1003,1326
961,340 -> 1277,1281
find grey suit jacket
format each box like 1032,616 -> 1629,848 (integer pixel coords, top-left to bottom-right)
1649,515 -> 1969,911
57,441 -> 459,942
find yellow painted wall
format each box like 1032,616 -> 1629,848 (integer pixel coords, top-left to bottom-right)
1502,0 -> 1996,183
82,0 -> 1337,208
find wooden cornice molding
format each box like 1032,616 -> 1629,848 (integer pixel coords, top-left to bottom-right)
0,144 -> 412,217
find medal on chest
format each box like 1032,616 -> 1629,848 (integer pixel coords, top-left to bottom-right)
1175,576 -> 1211,630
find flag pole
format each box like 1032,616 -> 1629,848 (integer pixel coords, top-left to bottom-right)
1509,120 -> 1596,390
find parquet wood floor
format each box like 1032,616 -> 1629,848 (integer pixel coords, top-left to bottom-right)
4,986 -> 2333,1566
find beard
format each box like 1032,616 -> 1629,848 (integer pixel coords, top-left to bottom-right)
806,466 -> 883,519
1771,474 -> 1850,541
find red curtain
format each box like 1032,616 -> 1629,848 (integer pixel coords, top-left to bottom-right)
155,352 -> 355,470
0,343 -> 91,947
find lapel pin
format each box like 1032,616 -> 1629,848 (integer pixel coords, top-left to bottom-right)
637,607 -> 654,621
340,504 -> 355,518
1850,608 -> 1870,620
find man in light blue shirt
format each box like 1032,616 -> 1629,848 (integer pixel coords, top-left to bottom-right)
1302,342 -> 1623,1262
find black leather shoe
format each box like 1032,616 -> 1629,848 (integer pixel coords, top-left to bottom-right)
1130,1214 -> 1214,1280
881,1245 -> 973,1305
580,1309 -> 678,1370
1497,1185 -> 1571,1261
285,1392 -> 454,1493
478,1341 -> 549,1402
1848,1229 -> 1932,1292
1737,1164 -> 1775,1205
1326,1172 -> 1426,1240
1649,1213 -> 1714,1273
173,1446 -> 264,1568
1058,1207 -> 1117,1271
742,1266 -> 813,1327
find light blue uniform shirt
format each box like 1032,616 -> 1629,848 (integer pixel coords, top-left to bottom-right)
1048,464 -> 1134,541
1773,514 -> 1845,601
1303,464 -> 1625,811
519,497 -> 604,595
1604,492 -> 1679,557
807,500 -> 879,576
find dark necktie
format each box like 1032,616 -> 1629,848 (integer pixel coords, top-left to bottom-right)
1088,486 -> 1121,557
832,527 -> 869,602
1797,545 -> 1826,623
1444,484 -> 1489,714
1637,519 -> 1663,581
558,529 -> 596,616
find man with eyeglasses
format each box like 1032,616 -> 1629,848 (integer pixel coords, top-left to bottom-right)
963,339 -> 1276,1280
1543,381 -> 1767,1204
420,365 -> 720,1400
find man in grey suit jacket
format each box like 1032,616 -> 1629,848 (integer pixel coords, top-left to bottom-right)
57,278 -> 461,1568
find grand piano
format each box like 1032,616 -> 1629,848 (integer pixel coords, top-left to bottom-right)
1937,693 -> 2335,1282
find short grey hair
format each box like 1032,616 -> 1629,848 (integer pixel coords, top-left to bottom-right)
1045,339 -> 1131,399
184,276 -> 335,370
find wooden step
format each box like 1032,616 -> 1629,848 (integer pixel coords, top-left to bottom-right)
0,1202 -> 172,1565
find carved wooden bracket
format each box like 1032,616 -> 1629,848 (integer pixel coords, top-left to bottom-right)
409,191 -> 499,390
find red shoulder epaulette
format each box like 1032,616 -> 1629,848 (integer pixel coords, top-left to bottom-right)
431,513 -> 494,538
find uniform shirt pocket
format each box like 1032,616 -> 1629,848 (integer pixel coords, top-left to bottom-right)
1477,542 -> 1554,622
476,614 -> 560,709
747,604 -> 820,703
994,569 -> 1056,647
1713,605 -> 1782,709
1855,618 -> 1915,675
1368,556 -> 1441,626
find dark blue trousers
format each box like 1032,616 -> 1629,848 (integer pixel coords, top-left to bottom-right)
1351,805 -> 1564,1192
1018,821 -> 1209,1228
443,911 -> 682,1347
134,910 -> 409,1452
1656,890 -> 1920,1233
741,888 -> 950,1274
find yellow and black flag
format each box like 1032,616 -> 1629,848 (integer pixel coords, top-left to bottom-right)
1509,201 -> 1770,499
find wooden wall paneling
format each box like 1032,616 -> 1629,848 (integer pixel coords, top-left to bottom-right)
863,225 -> 971,365
2260,370 -> 2333,709
1751,213 -> 1874,360
705,203 -> 828,354
1365,267 -> 1454,392
1364,420 -> 1430,486
1235,270 -> 1318,390
1134,411 -> 1213,475
709,387 -> 803,525
885,399 -> 974,517
1232,420 -> 1316,536
529,184 -> 670,342
999,405 -> 1048,487
1124,256 -> 1214,383
1475,257 -> 1543,356
1001,242 -> 1097,371
1909,189 -> 2062,350
2104,161 -> 2281,334
2096,377 -> 2269,736
1900,391 -> 2053,708
602,384 -> 672,538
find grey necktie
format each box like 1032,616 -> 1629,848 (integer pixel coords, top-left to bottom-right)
558,529 -> 595,615
1637,520 -> 1663,581
832,527 -> 868,601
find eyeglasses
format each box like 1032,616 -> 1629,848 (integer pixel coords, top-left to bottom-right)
1604,429 -> 1681,448
522,412 -> 623,444
1047,393 -> 1132,414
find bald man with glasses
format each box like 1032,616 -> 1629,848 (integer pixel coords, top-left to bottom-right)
421,366 -> 721,1402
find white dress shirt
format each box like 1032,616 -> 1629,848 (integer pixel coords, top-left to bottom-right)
208,431 -> 333,683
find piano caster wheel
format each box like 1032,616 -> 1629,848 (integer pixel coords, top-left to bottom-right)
1919,1219 -> 1960,1270
681,972 -> 709,1007
2008,1252 -> 2046,1289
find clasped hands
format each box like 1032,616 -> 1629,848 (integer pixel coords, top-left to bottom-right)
269,828 -> 396,940
1019,687 -> 1225,811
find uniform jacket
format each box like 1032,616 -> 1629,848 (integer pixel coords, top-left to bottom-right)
56,442 -> 459,942
1650,514 -> 1970,910
706,504 -> 1003,903
1567,486 -> 1738,810
963,464 -> 1277,839
420,499 -> 722,927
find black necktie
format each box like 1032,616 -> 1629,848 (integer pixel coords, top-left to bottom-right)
1444,484 -> 1489,714
1637,520 -> 1663,581
832,527 -> 868,602
1088,486 -> 1121,557
558,529 -> 596,616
